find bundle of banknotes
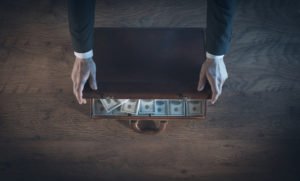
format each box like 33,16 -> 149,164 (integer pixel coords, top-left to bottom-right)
93,98 -> 204,116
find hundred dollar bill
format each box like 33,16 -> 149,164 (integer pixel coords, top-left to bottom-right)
138,99 -> 155,115
186,99 -> 204,116
93,99 -> 112,115
153,99 -> 169,116
112,106 -> 127,115
121,99 -> 140,115
168,99 -> 185,116
100,99 -> 129,112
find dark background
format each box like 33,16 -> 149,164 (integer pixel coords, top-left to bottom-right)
0,0 -> 300,180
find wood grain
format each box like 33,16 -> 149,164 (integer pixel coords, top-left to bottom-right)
0,0 -> 300,180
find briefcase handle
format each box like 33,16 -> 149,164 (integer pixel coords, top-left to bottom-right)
129,120 -> 168,134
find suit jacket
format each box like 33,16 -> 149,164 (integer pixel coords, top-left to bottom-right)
68,0 -> 236,56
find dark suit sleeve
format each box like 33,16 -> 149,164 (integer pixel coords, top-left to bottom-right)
206,0 -> 236,56
68,0 -> 95,53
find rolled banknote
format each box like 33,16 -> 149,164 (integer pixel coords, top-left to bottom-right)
112,106 -> 127,115
100,99 -> 129,112
94,99 -> 112,115
138,99 -> 155,115
121,99 -> 140,115
186,99 -> 204,116
168,99 -> 185,116
154,99 -> 169,116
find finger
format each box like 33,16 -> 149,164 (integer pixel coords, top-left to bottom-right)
218,73 -> 228,95
75,60 -> 90,104
197,77 -> 206,91
74,75 -> 82,104
78,87 -> 87,104
73,81 -> 77,101
75,89 -> 81,104
73,78 -> 81,104
72,62 -> 79,102
89,65 -> 97,90
77,76 -> 88,104
218,82 -> 223,95
211,92 -> 220,104
218,77 -> 227,95
71,59 -> 78,82
197,62 -> 207,91
207,74 -> 221,104
89,77 -> 97,90
75,83 -> 84,104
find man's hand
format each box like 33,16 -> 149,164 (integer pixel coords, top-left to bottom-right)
197,58 -> 228,104
71,57 -> 97,104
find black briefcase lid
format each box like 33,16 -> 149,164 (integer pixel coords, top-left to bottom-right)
83,27 -> 211,99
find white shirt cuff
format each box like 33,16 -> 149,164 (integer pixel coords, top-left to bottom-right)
74,50 -> 93,59
206,52 -> 224,60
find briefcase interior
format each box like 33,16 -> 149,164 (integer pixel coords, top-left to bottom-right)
83,27 -> 211,119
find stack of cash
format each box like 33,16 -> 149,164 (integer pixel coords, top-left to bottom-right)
168,99 -> 185,116
112,106 -> 126,115
100,99 -> 129,112
154,99 -> 168,116
93,98 -> 204,117
93,99 -> 112,115
139,99 -> 155,115
121,99 -> 140,115
185,99 -> 204,116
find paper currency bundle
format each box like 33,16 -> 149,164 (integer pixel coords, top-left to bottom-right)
95,99 -> 204,116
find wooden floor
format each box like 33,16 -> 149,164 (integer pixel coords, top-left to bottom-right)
0,0 -> 300,180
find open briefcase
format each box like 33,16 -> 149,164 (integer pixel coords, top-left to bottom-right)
83,27 -> 211,134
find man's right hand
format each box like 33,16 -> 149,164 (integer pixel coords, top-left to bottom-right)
197,57 -> 228,104
71,57 -> 97,104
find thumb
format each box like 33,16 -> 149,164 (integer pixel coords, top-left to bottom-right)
197,62 -> 207,91
89,69 -> 97,90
